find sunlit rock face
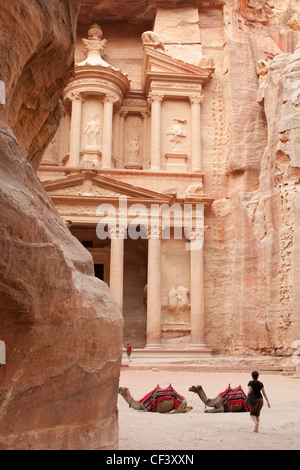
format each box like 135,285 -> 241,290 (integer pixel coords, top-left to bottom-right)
0,1 -> 123,450
37,0 -> 300,359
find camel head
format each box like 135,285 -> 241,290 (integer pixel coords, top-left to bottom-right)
189,385 -> 203,393
118,386 -> 130,396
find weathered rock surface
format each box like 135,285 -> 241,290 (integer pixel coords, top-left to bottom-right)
0,1 -> 81,170
204,1 -> 300,355
0,1 -> 123,450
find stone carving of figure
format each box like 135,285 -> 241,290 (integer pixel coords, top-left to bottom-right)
166,119 -> 186,150
185,182 -> 203,197
168,286 -> 190,315
84,116 -> 100,148
141,31 -> 165,51
126,132 -> 141,161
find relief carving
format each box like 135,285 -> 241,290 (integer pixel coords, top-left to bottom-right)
83,116 -> 101,149
168,286 -> 190,315
141,31 -> 165,51
166,119 -> 187,151
126,133 -> 141,161
185,182 -> 204,198
125,115 -> 143,166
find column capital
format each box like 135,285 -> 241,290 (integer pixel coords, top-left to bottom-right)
147,92 -> 164,104
105,93 -> 119,104
109,225 -> 127,239
68,91 -> 84,102
185,225 -> 207,240
141,109 -> 151,119
148,225 -> 162,240
189,92 -> 204,105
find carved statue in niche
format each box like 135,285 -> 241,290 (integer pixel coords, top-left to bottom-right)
168,286 -> 190,316
166,119 -> 187,151
125,115 -> 142,165
126,132 -> 141,161
84,115 -> 101,149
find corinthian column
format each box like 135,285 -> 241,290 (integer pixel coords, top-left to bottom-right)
102,94 -> 117,169
187,226 -> 210,352
189,93 -> 203,172
118,110 -> 127,168
190,236 -> 204,347
68,92 -> 83,167
148,92 -> 164,171
109,226 -> 126,313
146,226 -> 162,348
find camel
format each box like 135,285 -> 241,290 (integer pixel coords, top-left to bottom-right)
189,384 -> 248,413
119,387 -> 193,413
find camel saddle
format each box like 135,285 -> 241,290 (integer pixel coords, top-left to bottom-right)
220,386 -> 249,412
141,385 -> 185,412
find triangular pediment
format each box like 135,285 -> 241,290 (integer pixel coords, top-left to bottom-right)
142,47 -> 214,91
43,172 -> 171,202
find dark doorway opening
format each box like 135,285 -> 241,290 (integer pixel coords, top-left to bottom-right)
94,264 -> 104,281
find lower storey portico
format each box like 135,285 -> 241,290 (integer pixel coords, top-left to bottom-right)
41,170 -> 212,352
70,223 -> 209,352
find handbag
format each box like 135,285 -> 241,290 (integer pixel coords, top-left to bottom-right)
246,390 -> 256,408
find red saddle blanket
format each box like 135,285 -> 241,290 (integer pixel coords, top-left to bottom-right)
220,386 -> 249,411
141,385 -> 185,412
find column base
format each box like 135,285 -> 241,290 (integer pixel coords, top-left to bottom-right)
191,168 -> 202,173
189,343 -> 212,354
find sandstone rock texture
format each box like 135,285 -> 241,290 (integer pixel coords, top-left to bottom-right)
0,1 -> 123,450
204,0 -> 300,356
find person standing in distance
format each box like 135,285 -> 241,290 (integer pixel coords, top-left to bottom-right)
126,343 -> 132,363
248,370 -> 271,432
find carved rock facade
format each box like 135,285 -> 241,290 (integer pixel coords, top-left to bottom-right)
38,1 -> 300,359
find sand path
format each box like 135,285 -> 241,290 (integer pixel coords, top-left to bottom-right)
118,369 -> 300,450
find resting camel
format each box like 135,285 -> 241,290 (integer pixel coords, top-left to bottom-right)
119,387 -> 193,413
189,385 -> 248,413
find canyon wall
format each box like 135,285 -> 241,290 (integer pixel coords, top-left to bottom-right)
204,1 -> 300,356
0,1 -> 123,450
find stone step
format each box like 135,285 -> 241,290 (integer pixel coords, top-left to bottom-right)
122,351 -> 297,374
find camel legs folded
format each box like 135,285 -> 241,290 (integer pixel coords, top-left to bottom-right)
172,399 -> 193,413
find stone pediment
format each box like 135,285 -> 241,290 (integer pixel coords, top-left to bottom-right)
142,47 -> 214,92
43,172 -> 171,203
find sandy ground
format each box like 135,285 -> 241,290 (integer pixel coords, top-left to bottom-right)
118,369 -> 300,450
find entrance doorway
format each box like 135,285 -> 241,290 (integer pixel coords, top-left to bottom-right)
123,238 -> 147,348
94,263 -> 104,281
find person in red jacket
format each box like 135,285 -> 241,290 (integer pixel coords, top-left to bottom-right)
126,343 -> 132,363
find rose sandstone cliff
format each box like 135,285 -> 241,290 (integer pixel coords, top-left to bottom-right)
0,1 -> 123,450
203,1 -> 300,356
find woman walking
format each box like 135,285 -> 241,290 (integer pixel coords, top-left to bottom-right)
248,370 -> 271,432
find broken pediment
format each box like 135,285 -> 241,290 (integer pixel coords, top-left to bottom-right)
142,46 -> 214,93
